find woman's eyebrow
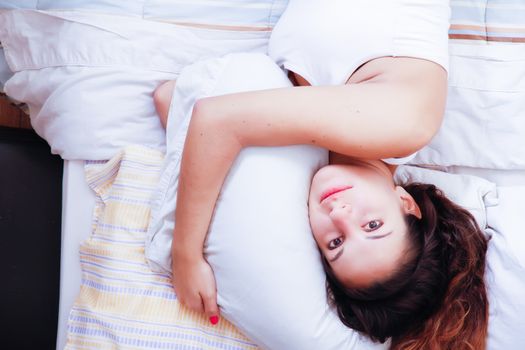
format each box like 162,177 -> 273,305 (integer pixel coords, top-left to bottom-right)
330,231 -> 393,262
368,231 -> 393,240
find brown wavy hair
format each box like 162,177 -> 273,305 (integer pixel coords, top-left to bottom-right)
322,183 -> 489,350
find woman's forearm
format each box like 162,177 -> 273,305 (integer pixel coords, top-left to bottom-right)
200,79 -> 444,156
172,102 -> 243,259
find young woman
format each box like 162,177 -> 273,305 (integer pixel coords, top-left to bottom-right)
153,1 -> 489,349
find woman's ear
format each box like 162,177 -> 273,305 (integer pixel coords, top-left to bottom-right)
395,186 -> 422,219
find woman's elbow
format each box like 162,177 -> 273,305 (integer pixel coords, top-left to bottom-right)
153,80 -> 176,128
400,85 -> 447,154
412,108 -> 444,149
392,62 -> 447,154
391,101 -> 445,157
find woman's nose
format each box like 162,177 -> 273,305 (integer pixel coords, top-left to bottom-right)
329,201 -> 351,225
329,198 -> 351,212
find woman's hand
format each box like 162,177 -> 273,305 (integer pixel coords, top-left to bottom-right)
171,246 -> 220,325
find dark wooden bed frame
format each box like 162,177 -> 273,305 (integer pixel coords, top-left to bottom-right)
0,97 -> 63,350
0,94 -> 31,129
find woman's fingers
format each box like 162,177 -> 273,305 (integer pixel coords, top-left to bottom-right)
201,290 -> 220,325
176,288 -> 204,313
172,276 -> 204,313
171,257 -> 219,324
178,292 -> 219,325
188,298 -> 205,314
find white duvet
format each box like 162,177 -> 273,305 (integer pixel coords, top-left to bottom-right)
0,10 -> 272,160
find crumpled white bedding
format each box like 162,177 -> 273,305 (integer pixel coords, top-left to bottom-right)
412,43 -> 525,170
484,186 -> 525,348
0,10 -> 273,160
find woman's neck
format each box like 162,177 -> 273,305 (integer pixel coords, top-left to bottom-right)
328,152 -> 398,176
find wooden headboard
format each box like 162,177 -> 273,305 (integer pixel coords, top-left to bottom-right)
0,94 -> 31,129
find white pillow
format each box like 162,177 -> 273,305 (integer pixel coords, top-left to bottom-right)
145,52 -> 387,350
0,9 -> 272,160
0,0 -> 287,27
412,0 -> 525,169
0,47 -> 12,90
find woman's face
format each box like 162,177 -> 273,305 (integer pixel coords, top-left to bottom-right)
308,161 -> 420,288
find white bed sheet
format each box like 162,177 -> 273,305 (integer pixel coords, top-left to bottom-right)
485,185 -> 525,349
449,168 -> 525,349
57,160 -> 96,350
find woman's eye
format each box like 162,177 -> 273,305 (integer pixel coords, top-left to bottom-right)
328,237 -> 343,250
364,220 -> 383,232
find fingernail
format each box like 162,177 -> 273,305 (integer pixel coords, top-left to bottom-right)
209,315 -> 219,325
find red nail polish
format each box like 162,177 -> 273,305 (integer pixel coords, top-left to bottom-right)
210,315 -> 219,325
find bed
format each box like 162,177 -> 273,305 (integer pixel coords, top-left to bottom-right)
59,160 -> 96,350
1,1 -> 524,349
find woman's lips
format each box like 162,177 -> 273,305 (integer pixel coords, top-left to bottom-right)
320,186 -> 353,203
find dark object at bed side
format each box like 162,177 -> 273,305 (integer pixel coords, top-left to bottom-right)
0,127 -> 63,350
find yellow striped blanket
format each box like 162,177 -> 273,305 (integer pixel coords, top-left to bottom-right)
66,145 -> 257,350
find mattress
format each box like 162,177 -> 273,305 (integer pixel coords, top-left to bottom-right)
57,160 -> 96,350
